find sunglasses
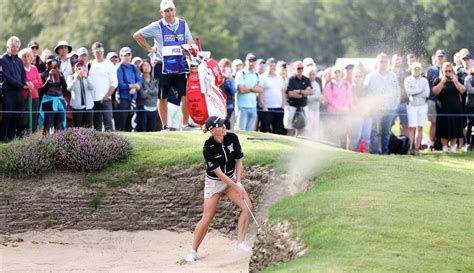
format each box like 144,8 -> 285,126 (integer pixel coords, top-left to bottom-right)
444,70 -> 452,73
30,46 -> 39,50
297,67 -> 304,70
95,49 -> 104,53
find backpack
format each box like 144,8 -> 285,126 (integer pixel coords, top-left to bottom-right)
292,107 -> 306,129
388,134 -> 410,154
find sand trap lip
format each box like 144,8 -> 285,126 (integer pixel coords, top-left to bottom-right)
1,229 -> 252,272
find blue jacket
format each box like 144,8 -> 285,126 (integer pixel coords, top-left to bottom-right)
1,52 -> 26,92
117,63 -> 142,100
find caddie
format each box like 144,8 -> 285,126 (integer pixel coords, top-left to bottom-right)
133,0 -> 195,130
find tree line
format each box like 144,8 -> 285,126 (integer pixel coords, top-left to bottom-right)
1,0 -> 472,64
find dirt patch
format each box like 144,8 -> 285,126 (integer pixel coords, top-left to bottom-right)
249,221 -> 307,273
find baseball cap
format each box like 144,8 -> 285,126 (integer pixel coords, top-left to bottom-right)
132,57 -> 143,64
332,64 -> 344,72
345,64 -> 354,69
160,0 -> 175,12
411,62 -> 422,70
461,53 -> 473,60
106,52 -> 119,60
232,59 -> 243,67
67,51 -> 78,58
435,49 -> 446,57
245,53 -> 257,61
45,55 -> 56,64
204,116 -> 225,132
120,47 -> 132,56
77,47 -> 88,56
256,58 -> 265,66
28,41 -> 39,48
303,57 -> 316,67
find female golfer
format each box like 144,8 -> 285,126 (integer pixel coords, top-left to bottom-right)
186,116 -> 253,262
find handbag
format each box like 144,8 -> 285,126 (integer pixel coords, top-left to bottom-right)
292,107 -> 306,129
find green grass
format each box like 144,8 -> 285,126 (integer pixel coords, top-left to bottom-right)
266,150 -> 474,272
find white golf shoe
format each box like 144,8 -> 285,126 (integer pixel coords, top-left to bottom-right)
185,250 -> 198,262
234,242 -> 252,252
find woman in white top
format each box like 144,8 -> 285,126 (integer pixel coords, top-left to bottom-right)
404,62 -> 430,155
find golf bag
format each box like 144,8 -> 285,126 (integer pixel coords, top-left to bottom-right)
182,43 -> 227,125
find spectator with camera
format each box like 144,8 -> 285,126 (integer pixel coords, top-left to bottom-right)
38,55 -> 68,134
67,61 -> 94,128
426,49 -> 446,147
0,36 -> 31,142
432,62 -> 466,153
285,60 -> 313,136
404,62 -> 430,155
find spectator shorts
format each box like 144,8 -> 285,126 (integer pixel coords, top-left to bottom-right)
167,102 -> 182,129
154,62 -> 187,99
407,103 -> 428,128
427,100 -> 437,123
284,105 -> 308,130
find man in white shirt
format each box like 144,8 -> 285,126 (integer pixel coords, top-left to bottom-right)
258,58 -> 286,134
364,53 -> 400,154
88,42 -> 118,131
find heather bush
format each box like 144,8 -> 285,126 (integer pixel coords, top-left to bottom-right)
0,136 -> 56,177
52,128 -> 131,172
0,128 -> 132,177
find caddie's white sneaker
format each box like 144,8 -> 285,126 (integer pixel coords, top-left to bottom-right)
235,242 -> 252,252
185,250 -> 197,262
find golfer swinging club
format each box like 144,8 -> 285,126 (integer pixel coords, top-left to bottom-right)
185,116 -> 253,262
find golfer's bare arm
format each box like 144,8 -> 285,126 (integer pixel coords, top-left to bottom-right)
235,159 -> 243,183
214,168 -> 242,193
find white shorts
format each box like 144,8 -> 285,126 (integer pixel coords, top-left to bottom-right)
284,105 -> 308,130
167,102 -> 182,129
204,176 -> 234,199
407,104 -> 428,127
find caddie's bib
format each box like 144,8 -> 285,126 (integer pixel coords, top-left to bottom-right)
160,19 -> 187,74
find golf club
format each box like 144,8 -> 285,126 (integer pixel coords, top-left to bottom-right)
243,198 -> 260,228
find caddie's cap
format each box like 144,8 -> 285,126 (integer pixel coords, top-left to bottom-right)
161,0 -> 176,12
204,116 -> 225,132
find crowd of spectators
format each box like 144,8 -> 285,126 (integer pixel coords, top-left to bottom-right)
0,36 -> 472,153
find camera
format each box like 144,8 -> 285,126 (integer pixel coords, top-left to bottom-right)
447,76 -> 452,81
50,61 -> 58,70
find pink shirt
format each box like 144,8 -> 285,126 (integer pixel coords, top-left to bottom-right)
325,79 -> 353,113
23,65 -> 43,99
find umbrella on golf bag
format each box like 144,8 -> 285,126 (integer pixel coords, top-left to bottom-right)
181,41 -> 227,125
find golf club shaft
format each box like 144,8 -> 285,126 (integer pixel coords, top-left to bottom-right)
243,198 -> 260,228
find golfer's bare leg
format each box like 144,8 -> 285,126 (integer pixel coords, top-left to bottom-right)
158,99 -> 168,128
191,192 -> 222,251
181,96 -> 189,126
225,188 -> 251,243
